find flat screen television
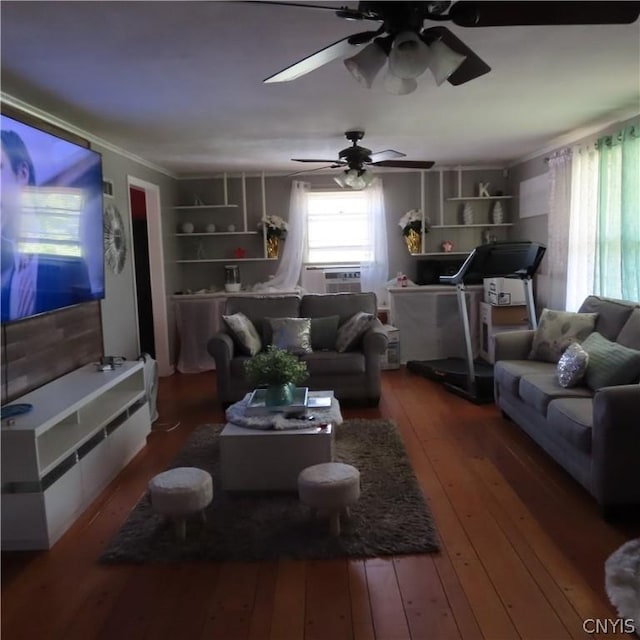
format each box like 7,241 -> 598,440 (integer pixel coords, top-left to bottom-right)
1,113 -> 105,324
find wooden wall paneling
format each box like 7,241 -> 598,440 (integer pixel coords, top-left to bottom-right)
2,302 -> 103,403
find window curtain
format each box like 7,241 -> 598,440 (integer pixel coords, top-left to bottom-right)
359,178 -> 390,306
252,180 -> 308,292
546,149 -> 573,310
595,126 -> 640,302
565,143 -> 599,311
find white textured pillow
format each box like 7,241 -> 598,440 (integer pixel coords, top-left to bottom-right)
556,342 -> 589,388
335,311 -> 373,353
222,312 -> 262,356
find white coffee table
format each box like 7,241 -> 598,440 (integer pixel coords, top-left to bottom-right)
220,391 -> 339,491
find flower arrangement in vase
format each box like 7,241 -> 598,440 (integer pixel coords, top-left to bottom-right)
244,345 -> 309,406
398,209 -> 428,254
258,215 -> 289,258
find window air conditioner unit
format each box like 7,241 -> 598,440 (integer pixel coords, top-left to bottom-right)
301,267 -> 361,294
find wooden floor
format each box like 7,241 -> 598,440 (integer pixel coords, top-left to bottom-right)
2,369 -> 639,640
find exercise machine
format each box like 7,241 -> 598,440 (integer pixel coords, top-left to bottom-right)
407,241 -> 546,403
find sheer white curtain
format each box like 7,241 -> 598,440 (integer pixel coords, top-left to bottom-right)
565,144 -> 599,311
546,149 -> 573,309
253,181 -> 309,292
360,178 -> 389,306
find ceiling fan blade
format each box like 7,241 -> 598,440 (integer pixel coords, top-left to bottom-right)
449,1 -> 640,27
241,1 -> 350,12
369,149 -> 406,163
264,33 -> 372,83
371,160 -> 435,169
240,1 -> 372,20
422,26 -> 491,86
286,164 -> 342,177
291,158 -> 342,163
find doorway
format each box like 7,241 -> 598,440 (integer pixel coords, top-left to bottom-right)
129,187 -> 155,356
127,177 -> 172,376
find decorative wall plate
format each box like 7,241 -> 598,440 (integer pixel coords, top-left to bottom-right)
104,203 -> 127,274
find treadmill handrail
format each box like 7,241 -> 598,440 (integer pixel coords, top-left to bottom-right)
439,242 -> 546,285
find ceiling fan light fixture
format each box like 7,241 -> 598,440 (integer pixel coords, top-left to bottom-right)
343,41 -> 387,88
388,31 -> 431,80
427,38 -> 467,86
335,168 -> 373,190
360,170 -> 375,187
383,69 -> 418,95
334,173 -> 348,188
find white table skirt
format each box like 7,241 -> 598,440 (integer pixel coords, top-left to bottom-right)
174,297 -> 226,373
173,291 -> 300,374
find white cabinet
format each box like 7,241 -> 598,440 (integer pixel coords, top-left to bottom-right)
1,361 -> 151,550
388,285 -> 483,363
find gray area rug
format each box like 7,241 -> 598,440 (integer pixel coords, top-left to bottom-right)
100,419 -> 439,563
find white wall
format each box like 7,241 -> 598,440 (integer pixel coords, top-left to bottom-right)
96,144 -> 177,361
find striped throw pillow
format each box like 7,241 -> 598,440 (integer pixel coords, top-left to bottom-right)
581,332 -> 640,390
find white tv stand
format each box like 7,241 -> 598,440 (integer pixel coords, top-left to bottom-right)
1,361 -> 151,550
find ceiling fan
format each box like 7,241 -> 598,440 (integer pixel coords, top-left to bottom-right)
291,129 -> 435,188
257,1 -> 640,93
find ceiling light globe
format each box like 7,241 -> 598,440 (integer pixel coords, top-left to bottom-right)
383,70 -> 418,95
388,31 -> 431,80
428,39 -> 467,86
344,41 -> 387,88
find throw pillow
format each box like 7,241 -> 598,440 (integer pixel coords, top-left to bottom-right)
556,343 -> 589,388
310,315 -> 340,351
581,331 -> 640,390
335,311 -> 374,353
616,308 -> 640,351
222,312 -> 262,356
528,309 -> 598,363
268,317 -> 312,355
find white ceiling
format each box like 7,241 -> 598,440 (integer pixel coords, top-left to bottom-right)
1,1 -> 639,176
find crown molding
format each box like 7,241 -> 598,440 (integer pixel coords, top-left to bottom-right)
0,92 -> 177,178
510,106 -> 640,167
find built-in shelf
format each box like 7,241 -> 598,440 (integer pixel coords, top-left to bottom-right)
173,204 -> 239,210
409,251 -> 470,257
176,258 -> 277,263
431,223 -> 514,229
446,196 -> 513,201
174,231 -> 259,237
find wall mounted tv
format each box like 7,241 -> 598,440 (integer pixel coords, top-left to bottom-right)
1,113 -> 105,324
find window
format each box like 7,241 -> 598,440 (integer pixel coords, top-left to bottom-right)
564,125 -> 639,308
306,191 -> 370,264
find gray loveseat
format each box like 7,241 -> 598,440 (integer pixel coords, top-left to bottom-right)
494,295 -> 640,512
208,292 -> 388,406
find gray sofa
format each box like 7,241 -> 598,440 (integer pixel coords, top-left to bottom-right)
207,292 -> 388,406
494,295 -> 640,512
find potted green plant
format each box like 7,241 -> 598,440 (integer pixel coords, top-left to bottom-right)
244,345 -> 309,406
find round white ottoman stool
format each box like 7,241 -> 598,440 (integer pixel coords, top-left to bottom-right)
298,462 -> 360,537
148,467 -> 213,540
